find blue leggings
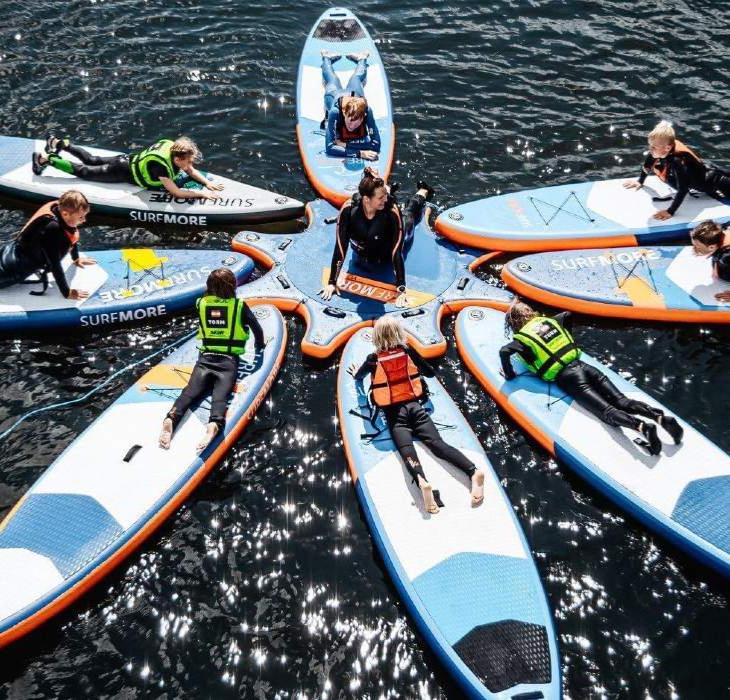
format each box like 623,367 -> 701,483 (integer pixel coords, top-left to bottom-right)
322,56 -> 368,113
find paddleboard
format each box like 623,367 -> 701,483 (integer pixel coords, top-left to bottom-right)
0,136 -> 305,225
502,246 -> 730,323
0,305 -> 286,648
456,306 -> 730,578
296,8 -> 395,207
435,177 -> 730,252
0,248 -> 254,332
232,199 -> 512,359
337,328 -> 560,699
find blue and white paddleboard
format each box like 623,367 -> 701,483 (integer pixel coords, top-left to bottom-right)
337,329 -> 560,699
0,248 -> 253,332
435,177 -> 730,252
0,305 -> 285,648
456,306 -> 730,578
502,246 -> 730,323
296,8 -> 394,206
0,136 -> 304,225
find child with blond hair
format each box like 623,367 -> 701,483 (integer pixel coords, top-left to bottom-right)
349,315 -> 484,514
623,120 -> 730,220
32,136 -> 224,201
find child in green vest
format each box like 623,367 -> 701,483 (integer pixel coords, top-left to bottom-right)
159,268 -> 265,453
500,301 -> 683,456
32,136 -> 223,202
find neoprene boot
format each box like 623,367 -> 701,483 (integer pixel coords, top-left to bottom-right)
31,152 -> 47,176
639,422 -> 662,456
417,180 -> 435,201
659,415 -> 683,445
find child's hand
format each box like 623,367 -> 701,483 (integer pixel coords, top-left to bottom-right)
201,191 -> 222,201
346,363 -> 357,377
74,257 -> 97,267
652,210 -> 672,221
623,180 -> 643,190
714,290 -> 730,302
207,182 -> 225,191
359,150 -> 378,161
68,288 -> 89,300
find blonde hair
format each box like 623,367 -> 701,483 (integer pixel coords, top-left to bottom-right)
372,315 -> 407,352
343,96 -> 367,121
505,300 -> 538,334
58,190 -> 90,212
648,120 -> 675,145
171,137 -> 202,163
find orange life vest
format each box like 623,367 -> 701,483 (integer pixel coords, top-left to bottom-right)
18,200 -> 80,246
652,139 -> 703,182
371,348 -> 423,407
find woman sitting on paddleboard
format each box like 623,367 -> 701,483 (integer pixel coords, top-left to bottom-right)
349,316 -> 484,514
501,301 -> 683,455
0,190 -> 95,299
321,50 -> 380,160
690,220 -> 730,302
320,168 -> 433,309
32,136 -> 223,202
159,268 -> 265,454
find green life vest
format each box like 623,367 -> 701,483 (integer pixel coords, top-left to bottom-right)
513,316 -> 581,382
129,139 -> 176,189
197,296 -> 250,356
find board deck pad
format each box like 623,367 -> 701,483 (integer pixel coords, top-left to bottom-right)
502,246 -> 730,323
456,306 -> 730,578
435,177 -> 730,252
232,199 -> 512,359
296,8 -> 394,206
337,329 -> 560,699
0,305 -> 286,647
0,136 -> 304,225
0,248 -> 254,331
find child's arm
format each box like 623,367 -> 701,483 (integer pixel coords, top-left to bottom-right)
186,166 -> 224,192
159,176 -> 221,201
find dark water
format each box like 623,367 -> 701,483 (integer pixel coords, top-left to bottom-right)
1,1 -> 729,697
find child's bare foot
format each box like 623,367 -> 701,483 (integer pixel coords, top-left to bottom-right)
347,51 -> 369,62
159,418 -> 173,449
471,469 -> 485,506
321,50 -> 341,61
418,478 -> 439,514
196,422 -> 219,453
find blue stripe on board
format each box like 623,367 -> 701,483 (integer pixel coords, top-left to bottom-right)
412,552 -> 545,645
0,493 -> 123,578
672,476 -> 730,556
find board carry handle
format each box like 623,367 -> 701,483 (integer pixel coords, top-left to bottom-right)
400,308 -> 425,318
123,444 -> 143,463
323,307 -> 347,319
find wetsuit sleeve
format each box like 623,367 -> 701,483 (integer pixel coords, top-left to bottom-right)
666,157 -> 690,215
499,339 -> 532,380
328,203 -> 352,285
241,303 -> 265,349
147,161 -> 170,185
39,220 -> 71,298
325,109 -> 348,158
354,353 -> 377,380
553,311 -> 573,332
406,346 -> 435,378
390,205 -> 406,288
637,153 -> 653,185
70,242 -> 80,263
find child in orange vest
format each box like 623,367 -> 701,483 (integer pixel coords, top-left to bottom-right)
349,315 -> 484,514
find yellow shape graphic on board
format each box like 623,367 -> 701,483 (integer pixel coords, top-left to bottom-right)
616,276 -> 666,309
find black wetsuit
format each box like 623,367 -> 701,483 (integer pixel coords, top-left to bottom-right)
328,192 -> 427,289
48,144 -> 177,186
166,305 -> 265,430
500,312 -> 662,431
355,347 -> 476,484
637,148 -> 730,215
711,245 -> 730,282
0,203 -> 80,297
